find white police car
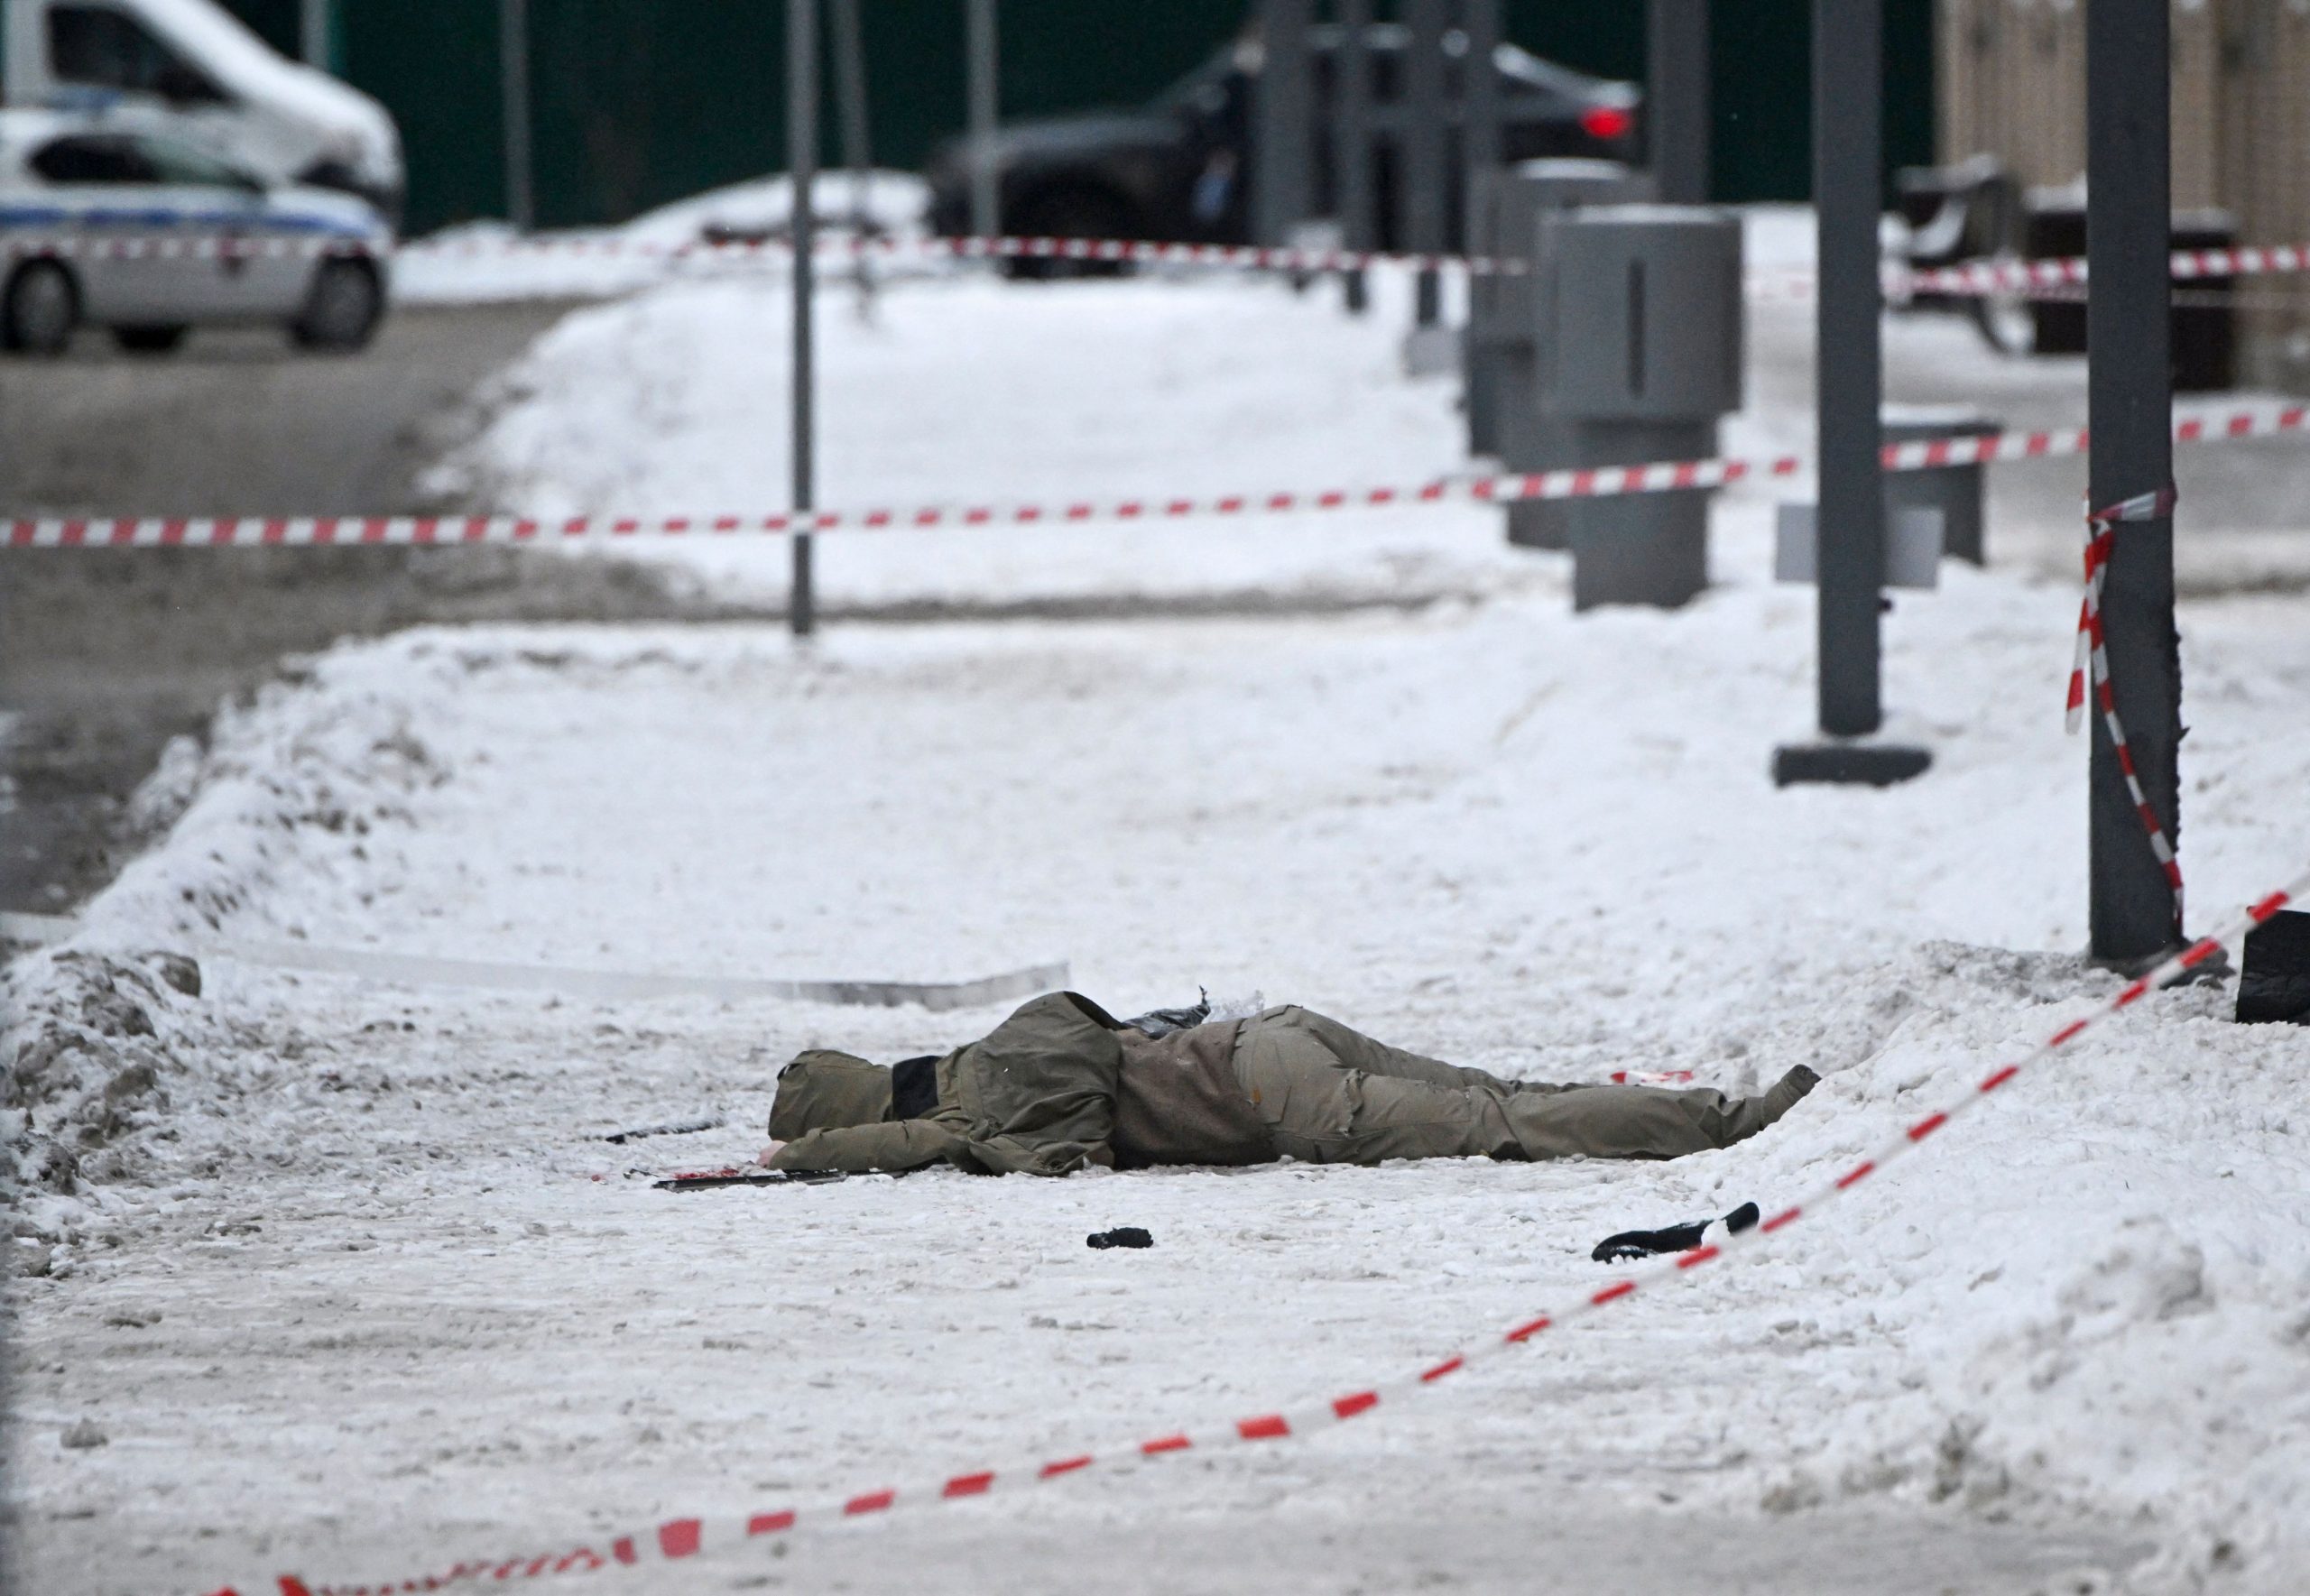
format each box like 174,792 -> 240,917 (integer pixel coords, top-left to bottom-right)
0,107 -> 392,355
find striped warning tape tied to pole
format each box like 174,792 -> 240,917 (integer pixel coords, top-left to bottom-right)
13,404 -> 2305,551
200,870 -> 2307,1596
2066,485 -> 2185,932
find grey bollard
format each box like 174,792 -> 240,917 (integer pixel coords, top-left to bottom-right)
1489,159 -> 1651,549
1540,203 -> 1744,610
1881,404 -> 2000,566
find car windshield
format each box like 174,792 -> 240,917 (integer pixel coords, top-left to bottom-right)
48,5 -> 226,103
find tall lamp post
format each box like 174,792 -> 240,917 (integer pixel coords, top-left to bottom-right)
1401,0 -> 1448,337
966,0 -> 999,238
789,0 -> 819,638
1771,0 -> 1930,788
1332,0 -> 1373,313
1648,0 -> 1709,205
501,0 -> 535,232
2085,0 -> 2184,964
1251,0 -> 1314,249
300,0 -> 333,72
830,0 -> 872,229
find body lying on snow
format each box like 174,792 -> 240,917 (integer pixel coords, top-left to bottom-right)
762,992 -> 1817,1176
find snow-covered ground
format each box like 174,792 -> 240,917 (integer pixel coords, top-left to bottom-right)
393,172 -> 933,307
421,206 -> 2310,609
9,210 -> 2310,1596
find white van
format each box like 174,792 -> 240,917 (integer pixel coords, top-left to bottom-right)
3,0 -> 402,222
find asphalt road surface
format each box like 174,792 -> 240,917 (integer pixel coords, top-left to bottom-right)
0,303 -> 709,916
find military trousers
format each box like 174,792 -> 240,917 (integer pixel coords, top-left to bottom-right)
1229,1006 -> 1814,1166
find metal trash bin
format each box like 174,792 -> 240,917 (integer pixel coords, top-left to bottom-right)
1881,404 -> 2000,567
1538,203 -> 1744,609
1482,159 -> 1651,548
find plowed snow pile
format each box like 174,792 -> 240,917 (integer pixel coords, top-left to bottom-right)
9,254 -> 2310,1596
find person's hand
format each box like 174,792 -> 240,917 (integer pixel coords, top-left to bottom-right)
756,1140 -> 787,1167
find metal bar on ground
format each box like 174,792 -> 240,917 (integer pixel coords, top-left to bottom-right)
1252,0 -> 1317,248
790,0 -> 820,638
500,0 -> 535,233
0,911 -> 1067,1012
966,0 -> 1000,239
1333,0 -> 1376,312
2086,0 -> 2183,963
1403,0 -> 1450,328
1648,0 -> 1710,204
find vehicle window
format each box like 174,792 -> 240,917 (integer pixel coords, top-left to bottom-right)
27,134 -> 158,185
1153,53 -> 1241,119
49,5 -> 227,103
134,135 -> 254,189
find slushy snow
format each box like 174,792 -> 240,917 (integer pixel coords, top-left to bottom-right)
8,209 -> 2310,1596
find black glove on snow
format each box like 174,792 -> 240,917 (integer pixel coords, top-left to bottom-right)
1591,1202 -> 1760,1263
1086,1227 -> 1155,1250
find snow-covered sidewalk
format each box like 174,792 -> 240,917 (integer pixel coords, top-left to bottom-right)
420,206 -> 2310,606
10,226 -> 2310,1596
12,575 -> 2310,1594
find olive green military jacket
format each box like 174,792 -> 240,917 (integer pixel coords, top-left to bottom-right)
770,992 -> 1126,1177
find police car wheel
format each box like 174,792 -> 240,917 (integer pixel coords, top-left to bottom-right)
4,263 -> 79,357
292,260 -> 383,353
114,326 -> 190,355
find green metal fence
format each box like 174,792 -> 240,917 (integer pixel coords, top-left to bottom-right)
222,2 -> 1932,238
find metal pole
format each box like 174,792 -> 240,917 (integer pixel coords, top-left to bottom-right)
1648,0 -> 1710,204
1334,0 -> 1374,312
1812,0 -> 1882,736
1403,0 -> 1448,326
1459,0 -> 1503,445
790,0 -> 818,638
966,0 -> 999,238
500,0 -> 534,232
300,0 -> 333,72
1252,0 -> 1316,247
2086,0 -> 2182,961
1463,0 -> 1502,218
830,0 -> 872,230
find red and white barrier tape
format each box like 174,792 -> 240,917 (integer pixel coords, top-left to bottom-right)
0,229 -> 1522,276
393,230 -> 1520,276
18,227 -> 2310,301
1902,240 -> 2310,300
201,870 -> 2308,1596
14,404 -> 2305,552
899,233 -> 1517,276
2066,486 -> 2186,932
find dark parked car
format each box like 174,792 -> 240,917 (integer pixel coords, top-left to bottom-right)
926,23 -> 1642,263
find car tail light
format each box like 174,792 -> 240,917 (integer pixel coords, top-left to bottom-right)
1580,105 -> 1634,142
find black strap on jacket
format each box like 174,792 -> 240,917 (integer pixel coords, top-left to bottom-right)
890,1056 -> 941,1120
